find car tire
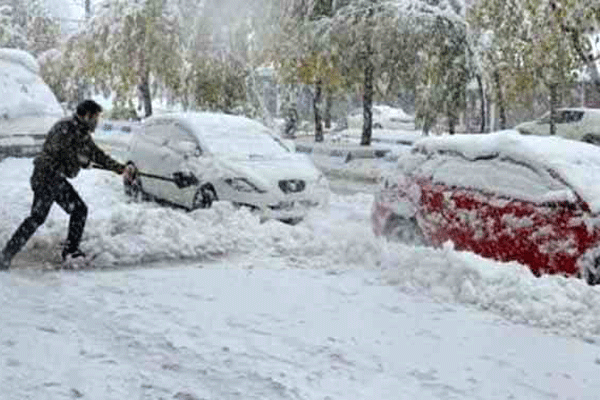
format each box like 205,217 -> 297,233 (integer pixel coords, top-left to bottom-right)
582,133 -> 600,146
382,214 -> 425,245
577,247 -> 600,285
191,184 -> 218,210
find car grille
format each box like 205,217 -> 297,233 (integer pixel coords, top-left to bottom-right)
279,179 -> 306,194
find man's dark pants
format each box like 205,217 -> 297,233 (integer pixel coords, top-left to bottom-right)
2,174 -> 87,261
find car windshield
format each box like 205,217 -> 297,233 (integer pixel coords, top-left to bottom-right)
202,131 -> 289,158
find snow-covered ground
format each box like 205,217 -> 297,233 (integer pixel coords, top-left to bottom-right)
2,154 -> 600,399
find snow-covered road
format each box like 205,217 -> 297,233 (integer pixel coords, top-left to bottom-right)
3,264 -> 600,400
2,156 -> 600,399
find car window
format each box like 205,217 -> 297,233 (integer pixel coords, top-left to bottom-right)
570,111 -> 584,122
143,123 -> 171,145
169,124 -> 202,155
538,112 -> 551,124
202,131 -> 289,157
536,110 -> 584,125
424,156 -> 570,202
167,124 -> 195,144
555,111 -> 570,124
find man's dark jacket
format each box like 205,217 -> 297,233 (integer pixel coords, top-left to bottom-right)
31,115 -> 123,188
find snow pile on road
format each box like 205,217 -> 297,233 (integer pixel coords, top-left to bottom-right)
379,240 -> 600,338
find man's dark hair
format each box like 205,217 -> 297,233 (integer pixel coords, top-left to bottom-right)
76,100 -> 103,117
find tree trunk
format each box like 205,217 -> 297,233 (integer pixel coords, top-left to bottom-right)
85,0 -> 91,20
324,87 -> 332,129
493,70 -> 506,130
476,74 -> 485,133
139,70 -> 153,118
448,114 -> 456,135
550,83 -> 558,135
361,63 -> 374,146
314,80 -> 324,143
76,78 -> 86,104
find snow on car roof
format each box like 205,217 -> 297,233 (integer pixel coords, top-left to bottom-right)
0,48 -> 63,122
145,112 -> 287,156
146,112 -> 273,136
413,130 -> 600,213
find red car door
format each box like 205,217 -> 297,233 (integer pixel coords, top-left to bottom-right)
413,156 -> 586,277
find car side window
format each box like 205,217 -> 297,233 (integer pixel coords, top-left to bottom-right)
537,110 -> 584,125
143,123 -> 171,145
538,112 -> 551,124
426,156 -> 570,202
164,124 -> 202,156
571,111 -> 584,122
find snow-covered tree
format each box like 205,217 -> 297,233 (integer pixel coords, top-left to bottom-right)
179,53 -> 247,113
0,0 -> 59,53
176,0 -> 279,119
273,0 -> 343,142
26,15 -> 60,55
469,0 -> 595,131
324,0 -> 466,143
79,0 -> 183,117
0,3 -> 26,48
547,0 -> 600,94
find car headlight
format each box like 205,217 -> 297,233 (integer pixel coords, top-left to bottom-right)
224,177 -> 266,193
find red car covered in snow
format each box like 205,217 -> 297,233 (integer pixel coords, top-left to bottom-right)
372,130 -> 600,284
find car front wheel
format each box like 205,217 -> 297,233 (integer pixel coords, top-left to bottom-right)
191,184 -> 218,210
577,247 -> 600,285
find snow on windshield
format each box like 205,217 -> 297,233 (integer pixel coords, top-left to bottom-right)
182,112 -> 288,157
413,130 -> 600,213
202,131 -> 288,157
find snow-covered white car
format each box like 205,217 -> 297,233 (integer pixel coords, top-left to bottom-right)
124,112 -> 330,222
347,104 -> 414,130
514,108 -> 600,144
372,130 -> 600,284
0,48 -> 64,157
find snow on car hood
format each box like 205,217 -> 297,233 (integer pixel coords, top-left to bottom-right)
215,153 -> 322,187
413,130 -> 600,213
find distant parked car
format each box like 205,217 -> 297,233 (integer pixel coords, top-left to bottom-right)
514,107 -> 600,144
0,48 -> 64,158
124,112 -> 330,223
372,130 -> 600,284
347,104 -> 414,131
